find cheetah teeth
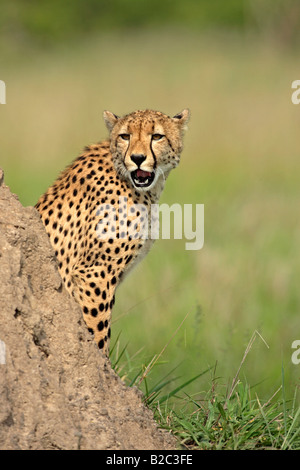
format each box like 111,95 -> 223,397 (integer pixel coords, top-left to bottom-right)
131,169 -> 155,188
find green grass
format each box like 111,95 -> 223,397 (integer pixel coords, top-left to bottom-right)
111,332 -> 300,450
156,380 -> 300,450
2,29 -> 300,448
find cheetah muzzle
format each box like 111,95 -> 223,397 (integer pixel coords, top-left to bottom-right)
35,108 -> 190,356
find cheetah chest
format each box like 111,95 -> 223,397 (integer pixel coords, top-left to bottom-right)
93,194 -> 156,283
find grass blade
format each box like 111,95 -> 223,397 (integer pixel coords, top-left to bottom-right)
158,367 -> 213,405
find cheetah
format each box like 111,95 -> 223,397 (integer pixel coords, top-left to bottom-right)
35,108 -> 190,355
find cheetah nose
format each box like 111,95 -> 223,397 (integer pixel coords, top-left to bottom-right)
130,154 -> 146,167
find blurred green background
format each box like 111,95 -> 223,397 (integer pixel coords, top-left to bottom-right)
1,0 -> 300,403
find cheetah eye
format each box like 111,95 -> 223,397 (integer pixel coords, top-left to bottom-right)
152,134 -> 164,141
119,134 -> 130,141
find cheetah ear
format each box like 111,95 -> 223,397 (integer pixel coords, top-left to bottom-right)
172,109 -> 190,128
103,110 -> 120,132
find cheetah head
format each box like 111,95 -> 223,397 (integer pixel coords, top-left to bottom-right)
103,109 -> 190,192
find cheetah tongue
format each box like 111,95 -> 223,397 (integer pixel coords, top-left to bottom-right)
136,169 -> 152,179
132,168 -> 155,188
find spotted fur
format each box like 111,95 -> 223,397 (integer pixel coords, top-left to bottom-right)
35,108 -> 190,355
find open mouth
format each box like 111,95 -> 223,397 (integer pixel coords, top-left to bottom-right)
131,169 -> 155,188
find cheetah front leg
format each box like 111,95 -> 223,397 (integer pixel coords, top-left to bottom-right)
69,266 -> 116,356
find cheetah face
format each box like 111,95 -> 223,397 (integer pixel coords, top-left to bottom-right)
104,109 -> 190,191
